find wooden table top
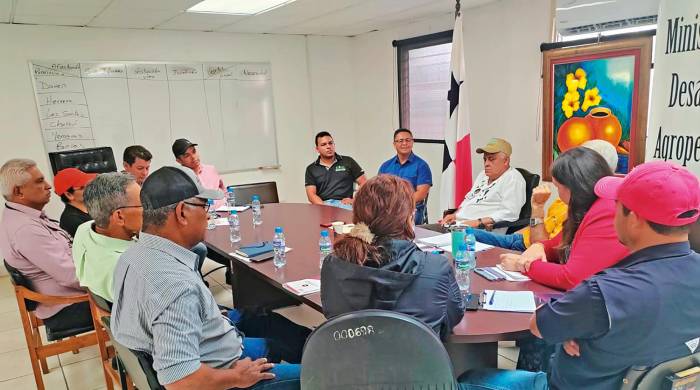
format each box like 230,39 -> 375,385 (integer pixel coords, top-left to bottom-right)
205,203 -> 559,343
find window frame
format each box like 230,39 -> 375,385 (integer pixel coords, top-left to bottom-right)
394,30 -> 453,144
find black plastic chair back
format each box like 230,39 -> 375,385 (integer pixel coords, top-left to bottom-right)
230,181 -> 279,205
620,351 -> 700,390
301,309 -> 458,389
689,219 -> 700,252
48,146 -> 117,175
4,260 -> 38,311
515,168 -> 540,224
102,316 -> 164,390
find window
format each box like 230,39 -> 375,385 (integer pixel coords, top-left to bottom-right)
396,31 -> 453,142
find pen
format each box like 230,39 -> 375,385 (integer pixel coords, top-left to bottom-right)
489,290 -> 496,305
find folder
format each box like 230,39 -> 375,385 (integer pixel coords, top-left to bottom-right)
235,242 -> 273,258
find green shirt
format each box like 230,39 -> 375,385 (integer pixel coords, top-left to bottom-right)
72,221 -> 134,301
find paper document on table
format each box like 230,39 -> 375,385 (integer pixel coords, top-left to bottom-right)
214,217 -> 229,226
229,247 -> 292,263
493,265 -> 531,281
216,205 -> 251,212
481,290 -> 536,313
284,279 -> 320,295
417,233 -> 493,253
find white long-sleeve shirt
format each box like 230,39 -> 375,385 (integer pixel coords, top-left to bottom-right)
455,167 -> 526,223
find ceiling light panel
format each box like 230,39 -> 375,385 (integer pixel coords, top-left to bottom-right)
188,0 -> 298,15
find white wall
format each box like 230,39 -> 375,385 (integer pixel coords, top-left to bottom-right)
0,24 -> 348,219
351,0 -> 554,220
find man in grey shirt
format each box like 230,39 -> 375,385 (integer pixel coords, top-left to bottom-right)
111,166 -> 300,389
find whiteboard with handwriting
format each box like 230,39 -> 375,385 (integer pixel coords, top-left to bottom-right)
29,61 -> 279,172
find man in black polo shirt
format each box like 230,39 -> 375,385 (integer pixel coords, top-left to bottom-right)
530,161 -> 700,390
305,131 -> 366,209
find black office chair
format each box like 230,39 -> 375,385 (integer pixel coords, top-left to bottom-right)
230,181 -> 279,205
492,167 -> 540,234
620,351 -> 700,390
301,309 -> 458,389
48,146 -> 118,175
102,317 -> 164,390
689,219 -> 700,252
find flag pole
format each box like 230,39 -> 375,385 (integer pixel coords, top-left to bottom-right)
455,0 -> 460,18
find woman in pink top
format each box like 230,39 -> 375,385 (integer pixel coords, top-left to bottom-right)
501,147 -> 629,290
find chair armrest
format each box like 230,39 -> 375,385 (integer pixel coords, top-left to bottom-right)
492,218 -> 529,230
17,286 -> 89,305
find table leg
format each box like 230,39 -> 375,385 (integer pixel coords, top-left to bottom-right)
226,258 -> 299,311
445,342 -> 499,376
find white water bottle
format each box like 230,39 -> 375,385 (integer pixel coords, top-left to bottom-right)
465,226 -> 477,270
319,230 -> 332,268
228,210 -> 241,244
226,186 -> 236,208
206,199 -> 216,230
272,226 -> 286,268
455,243 -> 471,295
252,195 -> 262,226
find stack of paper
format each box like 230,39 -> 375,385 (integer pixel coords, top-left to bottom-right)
284,279 -> 321,295
481,290 -> 536,313
216,205 -> 251,212
417,233 -> 494,253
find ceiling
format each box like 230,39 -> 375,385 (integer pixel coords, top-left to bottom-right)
0,0 -> 495,36
556,0 -> 660,35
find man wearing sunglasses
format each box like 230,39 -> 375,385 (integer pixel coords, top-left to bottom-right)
112,166 -> 302,389
72,172 -> 142,302
54,167 -> 96,237
379,128 -> 432,224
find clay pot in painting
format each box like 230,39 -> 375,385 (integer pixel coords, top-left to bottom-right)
587,107 -> 622,146
556,116 -> 593,153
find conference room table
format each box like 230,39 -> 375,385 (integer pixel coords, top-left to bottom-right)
205,203 -> 561,372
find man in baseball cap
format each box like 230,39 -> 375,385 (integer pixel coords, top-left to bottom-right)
172,138 -> 225,209
530,161 -> 700,390
54,167 -> 96,237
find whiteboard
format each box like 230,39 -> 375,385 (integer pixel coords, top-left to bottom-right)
29,61 -> 279,172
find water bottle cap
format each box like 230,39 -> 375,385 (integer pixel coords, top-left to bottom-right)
320,230 -> 329,237
466,226 -> 474,233
230,210 -> 237,215
458,243 -> 467,251
274,226 -> 283,233
252,195 -> 260,201
207,199 -> 213,205
227,185 -> 234,191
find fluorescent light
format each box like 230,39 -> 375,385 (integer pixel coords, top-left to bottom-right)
556,1 -> 616,11
187,0 -> 297,15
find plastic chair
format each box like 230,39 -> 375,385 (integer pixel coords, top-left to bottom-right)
301,309 -> 459,389
48,146 -> 117,175
4,260 -> 97,390
230,181 -> 279,205
620,351 -> 700,389
102,316 -> 164,390
87,291 -> 131,390
689,219 -> 700,252
492,168 -> 540,234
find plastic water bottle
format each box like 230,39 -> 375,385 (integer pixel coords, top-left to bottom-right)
272,226 -> 286,268
206,199 -> 217,230
454,243 -> 471,295
465,226 -> 477,270
251,195 -> 262,226
228,210 -> 241,244
226,186 -> 236,208
319,230 -> 332,268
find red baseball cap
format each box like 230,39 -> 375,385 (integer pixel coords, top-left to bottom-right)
54,168 -> 96,196
595,161 -> 700,227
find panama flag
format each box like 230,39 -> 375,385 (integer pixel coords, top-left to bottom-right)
440,11 -> 472,210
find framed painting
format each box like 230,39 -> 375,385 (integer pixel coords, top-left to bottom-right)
542,37 -> 652,180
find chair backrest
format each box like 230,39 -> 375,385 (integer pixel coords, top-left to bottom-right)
301,309 -> 458,389
89,291 -> 113,313
620,351 -> 700,390
48,147 -> 117,175
230,181 -> 279,205
515,168 -> 540,221
101,316 -> 164,390
689,219 -> 700,252
3,260 -> 38,311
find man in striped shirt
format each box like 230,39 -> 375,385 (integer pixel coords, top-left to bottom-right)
111,166 -> 300,389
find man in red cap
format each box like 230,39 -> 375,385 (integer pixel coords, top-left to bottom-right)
54,167 -> 96,237
529,161 -> 700,390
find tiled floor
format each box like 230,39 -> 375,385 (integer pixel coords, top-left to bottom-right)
0,258 -> 518,389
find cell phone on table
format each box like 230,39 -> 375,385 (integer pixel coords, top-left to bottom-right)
463,293 -> 481,311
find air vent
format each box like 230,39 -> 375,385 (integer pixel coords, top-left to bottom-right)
562,15 -> 657,35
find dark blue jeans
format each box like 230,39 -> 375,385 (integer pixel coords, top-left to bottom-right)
236,338 -> 300,390
472,230 -> 528,252
458,368 -> 548,390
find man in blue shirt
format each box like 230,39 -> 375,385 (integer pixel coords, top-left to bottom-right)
530,161 -> 700,390
378,129 -> 432,224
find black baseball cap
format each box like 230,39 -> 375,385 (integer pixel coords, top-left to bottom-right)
172,138 -> 198,158
141,166 -> 222,209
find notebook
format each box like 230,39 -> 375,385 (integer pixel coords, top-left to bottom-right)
481,290 -> 536,313
235,242 -> 273,258
284,279 -> 321,295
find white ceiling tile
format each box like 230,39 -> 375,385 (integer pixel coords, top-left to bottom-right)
15,0 -> 110,16
105,0 -> 202,12
89,8 -> 180,29
156,12 -> 246,31
0,0 -> 13,23
13,14 -> 95,26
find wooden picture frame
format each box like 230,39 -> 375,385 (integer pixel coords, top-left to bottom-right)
541,37 -> 652,180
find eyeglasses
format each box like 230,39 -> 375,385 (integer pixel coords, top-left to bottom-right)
115,205 -> 143,211
184,201 -> 210,212
394,138 -> 414,144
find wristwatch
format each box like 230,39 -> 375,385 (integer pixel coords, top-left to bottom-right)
529,217 -> 544,227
